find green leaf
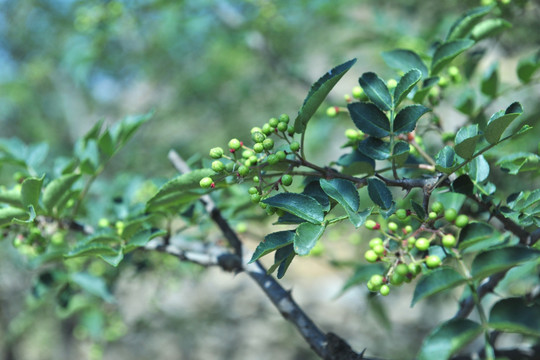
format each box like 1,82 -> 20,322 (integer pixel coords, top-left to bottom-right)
348,102 -> 390,138
417,319 -> 482,360
458,222 -> 496,251
294,59 -> 356,133
125,229 -> 167,253
412,77 -> 440,103
393,69 -> 422,107
21,175 -> 44,211
367,178 -> 393,210
98,129 -> 115,157
277,246 -> 295,279
294,223 -> 325,256
381,49 -> 428,77
0,187 -> 23,208
11,205 -> 36,224
446,5 -> 494,41
111,111 -> 153,147
320,178 -> 359,212
43,173 -> 81,213
357,137 -> 391,160
485,102 -> 523,144
267,244 -> 294,275
517,50 -> 540,84
481,62 -> 498,98
411,200 -> 426,220
337,150 -> 375,176
452,175 -> 474,196
347,208 -> 371,228
302,181 -> 331,212
249,231 -> 295,263
454,125 -> 481,159
496,152 -> 540,175
411,267 -> 467,307
99,252 -> 124,267
471,18 -> 511,42
393,105 -> 430,134
146,168 -> 215,210
471,246 -> 540,280
391,141 -> 410,165
65,243 -> 120,259
455,88 -> 475,115
469,155 -> 489,183
70,272 -> 115,303
435,146 -> 455,173
431,40 -> 475,76
358,72 -> 392,111
489,297 -> 540,336
262,193 -> 324,224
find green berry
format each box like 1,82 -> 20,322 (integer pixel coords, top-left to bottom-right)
444,208 -> 458,222
365,219 -> 380,230
281,175 -> 293,186
395,263 -> 409,276
370,274 -> 384,286
262,123 -> 274,135
249,155 -> 258,164
199,177 -> 213,188
415,237 -> 430,251
211,160 -> 225,172
279,114 -> 289,123
238,165 -> 249,176
426,255 -> 441,268
250,194 -> 261,204
387,79 -> 397,90
442,234 -> 457,248
388,222 -> 398,232
251,127 -> 262,134
98,218 -> 110,228
428,211 -> 437,220
345,129 -> 358,140
242,150 -> 254,159
269,117 -> 279,127
267,154 -> 279,165
431,201 -> 444,214
352,86 -> 364,99
277,122 -> 288,132
254,143 -> 264,153
276,150 -> 286,161
455,214 -> 469,228
290,141 -> 300,152
253,176 -> 260,183
395,208 -> 408,220
379,284 -> 390,296
263,138 -> 274,150
404,225 -> 413,234
209,147 -> 224,159
390,272 -> 405,286
287,125 -> 295,136
326,106 -> 338,117
248,187 -> 258,195
364,250 -> 378,263
228,138 -> 242,150
252,132 -> 266,143
408,263 -> 421,276
372,244 -> 385,256
369,237 -> 383,249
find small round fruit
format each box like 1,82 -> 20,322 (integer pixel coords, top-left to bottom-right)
249,155 -> 258,164
455,214 -> 469,228
248,186 -> 258,195
281,175 -> 293,186
252,132 -> 266,143
253,176 -> 260,183
395,208 -> 408,220
428,211 -> 437,220
390,272 -> 405,286
442,234 -> 457,248
352,86 -> 364,99
250,194 -> 261,204
253,143 -> 264,153
364,250 -> 379,263
267,154 -> 279,165
426,255 -> 441,268
370,274 -> 384,286
211,160 -> 225,172
269,117 -> 279,127
238,166 -> 249,176
388,222 -> 398,232
287,125 -> 295,135
431,201 -> 444,214
199,177 -> 213,188
278,113 -> 290,123
373,244 -> 385,256
326,106 -> 338,117
262,138 -> 274,150
209,147 -> 224,159
276,150 -> 286,161
262,123 -> 274,135
369,237 -> 383,249
408,263 -> 421,276
444,208 -> 458,222
277,122 -> 288,132
251,127 -> 262,134
290,141 -> 300,152
379,284 -> 390,296
365,219 -> 378,230
404,225 -> 413,234
395,263 -> 409,277
98,218 -> 110,228
345,129 -> 358,140
228,138 -> 242,150
387,79 -> 397,89
242,150 -> 254,159
415,237 -> 430,251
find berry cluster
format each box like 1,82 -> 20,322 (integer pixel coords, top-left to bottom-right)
362,201 -> 469,296
200,114 -> 299,206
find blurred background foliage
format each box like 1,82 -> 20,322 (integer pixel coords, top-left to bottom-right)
1,0 -> 540,359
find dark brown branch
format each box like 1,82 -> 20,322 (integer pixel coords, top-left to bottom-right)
167,150 -> 370,360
